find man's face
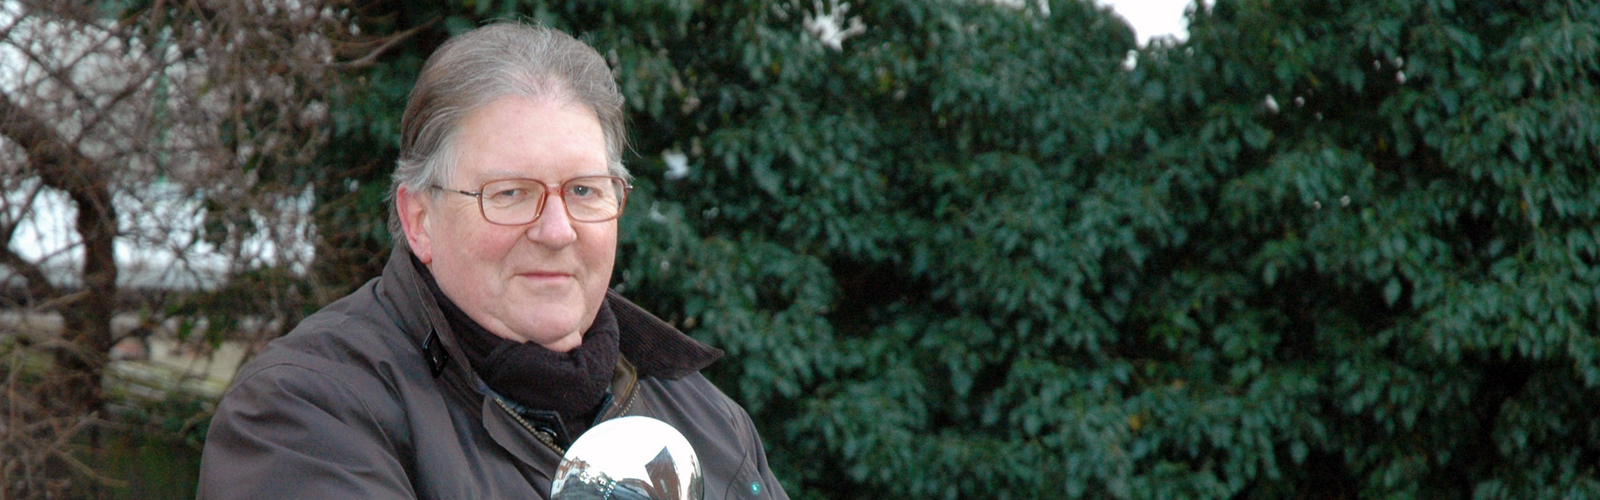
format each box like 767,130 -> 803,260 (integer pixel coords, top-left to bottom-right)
400,96 -> 616,352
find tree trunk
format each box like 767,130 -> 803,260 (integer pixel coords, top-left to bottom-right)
0,93 -> 118,415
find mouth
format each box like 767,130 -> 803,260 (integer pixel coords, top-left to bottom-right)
517,270 -> 575,282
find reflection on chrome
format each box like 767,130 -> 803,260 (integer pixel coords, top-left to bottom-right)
550,416 -> 703,500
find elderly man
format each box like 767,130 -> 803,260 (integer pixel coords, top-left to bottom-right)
198,23 -> 787,499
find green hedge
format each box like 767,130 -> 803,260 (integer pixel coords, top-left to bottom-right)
315,0 -> 1600,498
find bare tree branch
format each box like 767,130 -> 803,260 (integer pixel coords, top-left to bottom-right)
0,183 -> 58,302
0,181 -> 43,245
0,246 -> 60,305
74,58 -> 166,139
0,1 -> 362,492
0,91 -> 107,210
330,19 -> 435,69
5,20 -> 107,115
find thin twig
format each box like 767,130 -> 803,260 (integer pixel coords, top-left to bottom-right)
329,19 -> 436,69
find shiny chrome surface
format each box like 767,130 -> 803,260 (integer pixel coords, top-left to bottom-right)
550,416 -> 703,500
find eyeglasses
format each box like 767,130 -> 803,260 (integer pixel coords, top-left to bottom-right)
432,176 -> 632,225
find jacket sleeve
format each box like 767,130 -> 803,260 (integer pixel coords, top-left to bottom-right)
708,390 -> 788,500
738,406 -> 790,500
197,363 -> 415,499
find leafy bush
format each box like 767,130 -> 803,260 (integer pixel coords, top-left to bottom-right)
317,0 -> 1600,498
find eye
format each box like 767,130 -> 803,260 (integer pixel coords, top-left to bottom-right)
480,181 -> 540,208
488,187 -> 528,201
566,181 -> 603,199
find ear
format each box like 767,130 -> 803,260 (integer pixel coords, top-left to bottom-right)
396,186 -> 435,264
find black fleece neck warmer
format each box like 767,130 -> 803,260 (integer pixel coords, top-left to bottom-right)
413,255 -> 617,439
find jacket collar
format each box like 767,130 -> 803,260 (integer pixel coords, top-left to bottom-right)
375,245 -> 722,381
607,290 -> 722,379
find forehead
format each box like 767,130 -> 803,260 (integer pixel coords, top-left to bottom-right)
451,96 -> 608,183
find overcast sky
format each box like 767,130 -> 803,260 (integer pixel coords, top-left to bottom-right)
1098,0 -> 1198,45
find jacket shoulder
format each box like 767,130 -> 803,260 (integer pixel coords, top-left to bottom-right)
215,276 -> 430,431
199,279 -> 434,499
238,278 -> 424,381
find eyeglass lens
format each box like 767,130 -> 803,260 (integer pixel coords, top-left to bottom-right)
478,177 -> 626,225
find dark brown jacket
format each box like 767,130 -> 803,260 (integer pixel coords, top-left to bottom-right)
198,248 -> 787,500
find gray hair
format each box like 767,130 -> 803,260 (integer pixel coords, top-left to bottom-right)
389,22 -> 628,240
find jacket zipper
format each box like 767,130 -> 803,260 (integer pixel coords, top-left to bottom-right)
608,387 -> 637,418
491,396 -> 565,455
489,361 -> 642,456
600,360 -> 640,421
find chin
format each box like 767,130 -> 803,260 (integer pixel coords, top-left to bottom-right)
504,297 -> 598,344
513,317 -> 584,344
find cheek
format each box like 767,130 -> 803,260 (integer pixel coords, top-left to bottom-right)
438,224 -> 522,275
580,227 -> 619,275
465,225 -> 525,256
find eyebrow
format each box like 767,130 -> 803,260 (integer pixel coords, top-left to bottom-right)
472,169 -> 611,184
476,170 -> 526,182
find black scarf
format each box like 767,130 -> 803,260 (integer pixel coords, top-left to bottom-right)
414,256 -> 617,440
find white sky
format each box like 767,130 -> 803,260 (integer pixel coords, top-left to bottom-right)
1098,0 -> 1199,46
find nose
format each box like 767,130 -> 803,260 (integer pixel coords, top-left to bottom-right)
525,191 -> 577,247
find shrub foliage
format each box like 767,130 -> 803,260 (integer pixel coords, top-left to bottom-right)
318,0 -> 1600,498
